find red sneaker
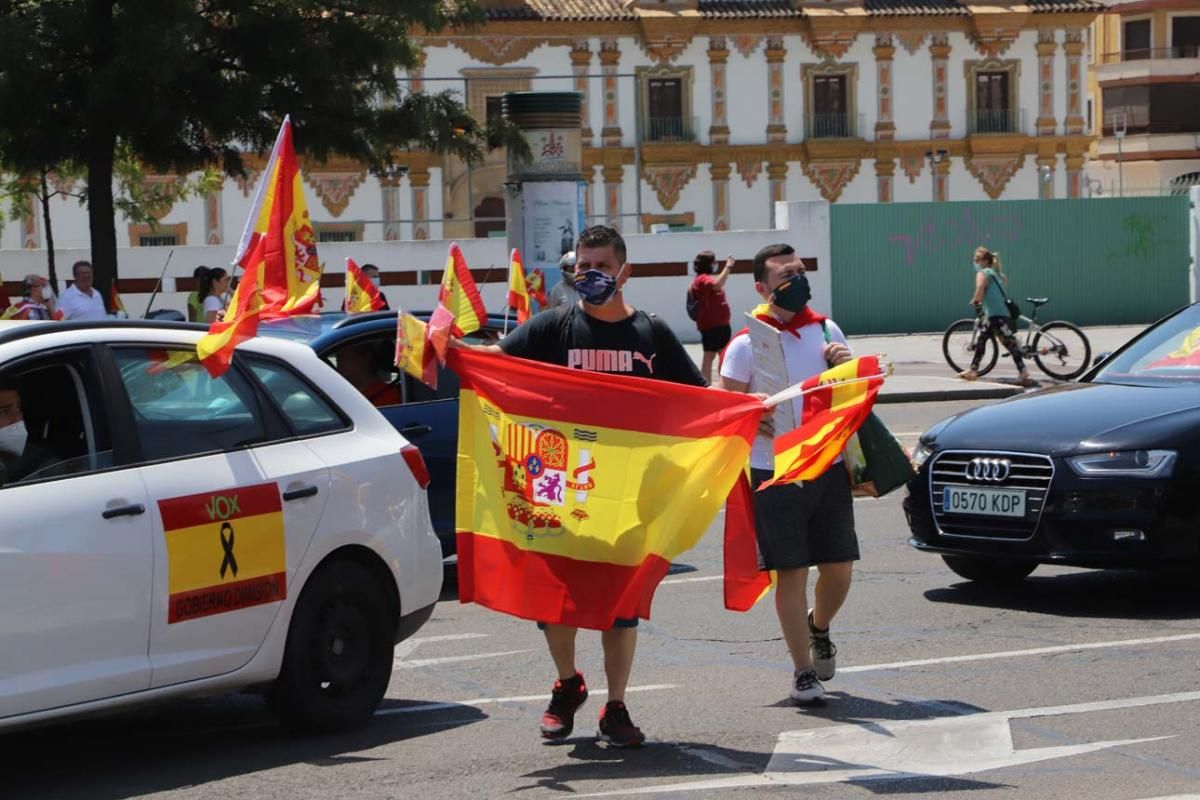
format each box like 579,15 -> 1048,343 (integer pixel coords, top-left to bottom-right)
598,700 -> 645,748
539,672 -> 587,740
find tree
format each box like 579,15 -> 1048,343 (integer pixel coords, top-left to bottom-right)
0,0 -> 524,306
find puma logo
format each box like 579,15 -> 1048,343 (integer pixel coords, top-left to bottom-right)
632,352 -> 656,374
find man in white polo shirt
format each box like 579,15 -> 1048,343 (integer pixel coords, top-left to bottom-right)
58,260 -> 108,321
720,242 -> 858,707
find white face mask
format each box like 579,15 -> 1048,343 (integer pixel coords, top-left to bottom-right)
0,420 -> 27,456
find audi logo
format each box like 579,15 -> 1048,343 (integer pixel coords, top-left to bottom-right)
965,457 -> 1012,483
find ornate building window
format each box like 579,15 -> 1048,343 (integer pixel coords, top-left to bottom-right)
314,222 -> 364,243
1122,17 -> 1152,60
965,59 -> 1022,134
637,65 -> 695,142
801,62 -> 859,140
129,223 -> 187,247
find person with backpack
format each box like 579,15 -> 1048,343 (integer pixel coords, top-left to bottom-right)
687,251 -> 734,384
960,247 -> 1034,387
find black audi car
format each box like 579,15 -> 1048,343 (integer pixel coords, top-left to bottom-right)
905,302 -> 1200,584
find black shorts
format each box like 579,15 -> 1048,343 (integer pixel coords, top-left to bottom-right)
700,325 -> 732,353
750,466 -> 860,570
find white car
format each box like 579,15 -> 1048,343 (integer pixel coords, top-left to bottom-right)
0,319 -> 442,733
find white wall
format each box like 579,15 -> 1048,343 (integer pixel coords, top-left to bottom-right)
1,203 -> 837,344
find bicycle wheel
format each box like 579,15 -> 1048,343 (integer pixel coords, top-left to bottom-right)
1032,321 -> 1091,380
943,319 -> 997,376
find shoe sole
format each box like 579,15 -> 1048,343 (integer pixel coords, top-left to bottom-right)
598,733 -> 645,748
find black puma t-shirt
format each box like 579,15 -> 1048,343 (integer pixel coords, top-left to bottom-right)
500,305 -> 707,387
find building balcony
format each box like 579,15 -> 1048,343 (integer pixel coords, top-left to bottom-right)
967,109 -> 1026,136
803,112 -> 864,140
640,116 -> 698,143
1096,49 -> 1200,85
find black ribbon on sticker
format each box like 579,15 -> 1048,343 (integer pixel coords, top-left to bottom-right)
219,522 -> 238,579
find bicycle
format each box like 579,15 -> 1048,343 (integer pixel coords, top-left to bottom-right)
942,297 -> 1092,381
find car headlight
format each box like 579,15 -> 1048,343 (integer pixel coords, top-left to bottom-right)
911,441 -> 934,470
1066,449 -> 1177,478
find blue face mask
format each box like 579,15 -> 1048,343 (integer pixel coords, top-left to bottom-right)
575,269 -> 620,307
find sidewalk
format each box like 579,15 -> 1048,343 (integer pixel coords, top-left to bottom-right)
685,325 -> 1142,404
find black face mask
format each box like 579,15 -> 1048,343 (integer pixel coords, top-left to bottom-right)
771,274 -> 811,312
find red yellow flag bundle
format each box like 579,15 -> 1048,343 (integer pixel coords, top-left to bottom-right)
395,311 -> 439,390
427,243 -> 487,360
1149,327 -> 1200,368
198,115 -> 321,376
344,257 -> 385,313
451,348 -> 765,630
506,248 -> 531,324
724,355 -> 885,611
110,281 -> 126,316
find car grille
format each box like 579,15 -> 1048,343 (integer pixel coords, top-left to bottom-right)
929,450 -> 1054,540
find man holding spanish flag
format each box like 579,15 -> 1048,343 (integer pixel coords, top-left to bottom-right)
720,243 -> 859,707
462,225 -> 708,748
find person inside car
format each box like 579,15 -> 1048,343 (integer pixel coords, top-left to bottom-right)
334,341 -> 402,407
0,378 -> 54,486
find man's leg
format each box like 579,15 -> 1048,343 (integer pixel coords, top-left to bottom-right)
539,624 -> 587,740
700,350 -> 716,384
773,567 -> 812,672
600,626 -> 637,702
811,561 -> 853,630
598,625 -> 645,747
543,623 -> 579,679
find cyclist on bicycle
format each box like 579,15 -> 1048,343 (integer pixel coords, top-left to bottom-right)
959,247 -> 1034,387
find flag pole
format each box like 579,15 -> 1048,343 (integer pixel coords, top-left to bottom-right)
763,371 -> 890,409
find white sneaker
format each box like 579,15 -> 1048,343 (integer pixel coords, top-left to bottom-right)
790,667 -> 826,705
809,612 -> 838,681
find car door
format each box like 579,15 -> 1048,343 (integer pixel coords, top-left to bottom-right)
318,327 -> 491,537
106,346 -> 331,688
0,347 -> 153,719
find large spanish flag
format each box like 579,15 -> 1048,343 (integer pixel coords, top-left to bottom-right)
724,355 -> 884,611
451,348 -> 765,630
506,248 -> 531,324
158,482 -> 287,624
197,116 -> 321,375
344,257 -> 385,313
759,355 -> 884,490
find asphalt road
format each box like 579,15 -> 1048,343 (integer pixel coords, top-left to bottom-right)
9,400 -> 1200,800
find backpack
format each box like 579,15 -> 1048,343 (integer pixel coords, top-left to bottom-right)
685,287 -> 700,321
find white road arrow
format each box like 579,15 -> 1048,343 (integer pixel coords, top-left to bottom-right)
581,690 -> 1198,797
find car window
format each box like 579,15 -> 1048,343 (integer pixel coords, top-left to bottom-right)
247,357 -> 348,437
1096,307 -> 1200,385
0,352 -> 114,490
327,335 -> 404,408
112,348 -> 268,461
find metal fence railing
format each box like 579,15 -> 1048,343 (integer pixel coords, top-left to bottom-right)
803,112 -> 863,140
968,108 -> 1025,135
640,116 -> 699,142
1100,46 -> 1200,64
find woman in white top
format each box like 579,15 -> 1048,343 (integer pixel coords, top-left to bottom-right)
199,267 -> 231,323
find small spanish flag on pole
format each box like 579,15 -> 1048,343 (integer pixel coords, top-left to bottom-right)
344,257 -> 385,313
395,310 -> 439,390
427,242 -> 487,361
506,248 -> 530,329
110,280 -> 126,317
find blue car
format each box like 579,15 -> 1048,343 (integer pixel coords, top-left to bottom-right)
259,310 -> 510,558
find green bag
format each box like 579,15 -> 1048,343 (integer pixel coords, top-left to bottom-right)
844,413 -> 916,498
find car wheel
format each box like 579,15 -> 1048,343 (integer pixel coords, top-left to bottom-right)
942,555 -> 1037,585
269,560 -> 395,733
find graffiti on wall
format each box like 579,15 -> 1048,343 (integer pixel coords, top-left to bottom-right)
887,207 -> 1024,267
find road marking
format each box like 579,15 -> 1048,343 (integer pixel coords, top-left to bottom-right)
581,690 -> 1199,797
840,632 -> 1200,674
660,575 -> 723,585
393,633 -> 531,669
377,683 -> 678,717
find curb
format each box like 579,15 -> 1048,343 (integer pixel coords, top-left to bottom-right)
878,386 -> 1023,404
